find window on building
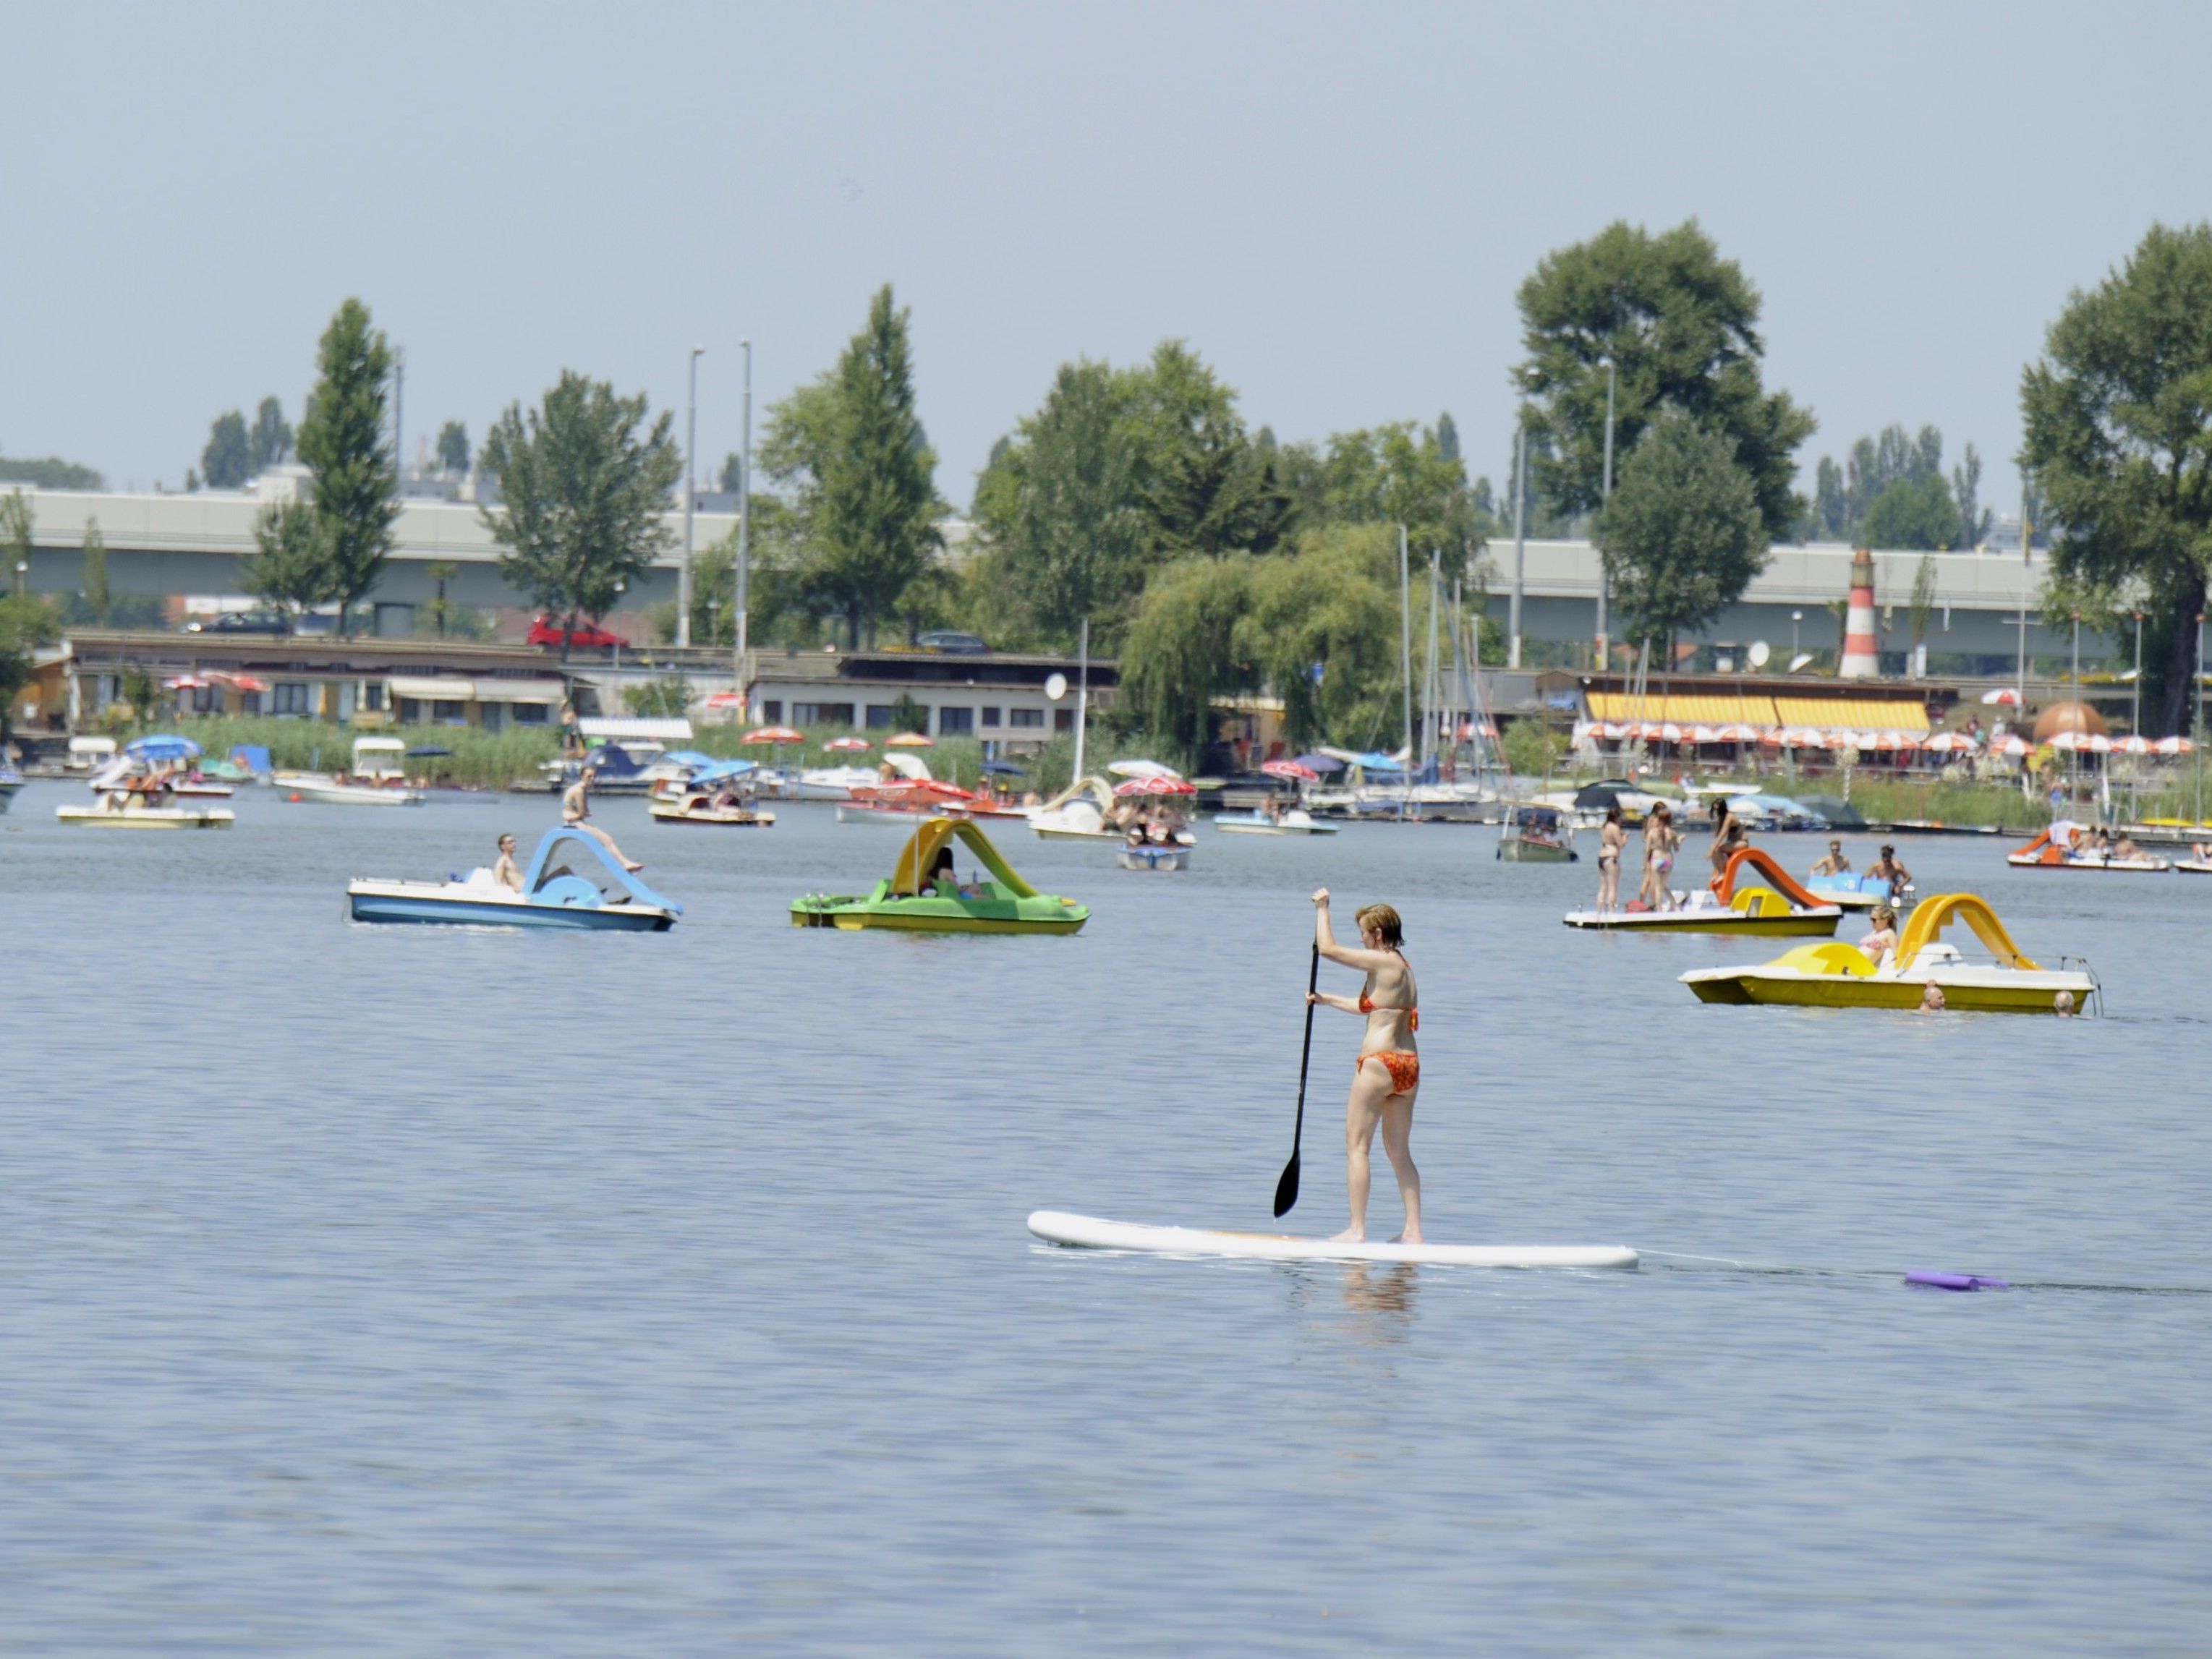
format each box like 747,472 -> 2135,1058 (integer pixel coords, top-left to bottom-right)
363,683 -> 386,712
794,701 -> 856,726
1009,707 -> 1045,728
864,704 -> 893,729
980,707 -> 1002,727
272,682 -> 312,717
433,700 -> 467,723
398,698 -> 422,724
239,691 -> 261,717
1055,708 -> 1074,733
512,701 -> 549,725
937,706 -> 974,736
762,700 -> 783,722
190,685 -> 221,713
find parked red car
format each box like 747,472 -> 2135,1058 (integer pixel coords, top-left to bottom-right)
528,615 -> 624,649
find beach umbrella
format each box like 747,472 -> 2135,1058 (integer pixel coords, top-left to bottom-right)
1981,687 -> 2023,706
1689,724 -> 1722,744
1651,722 -> 1685,745
1290,753 -> 1345,774
2111,734 -> 2153,756
125,734 -> 202,761
1107,759 -> 1181,779
1114,775 -> 1197,797
1714,722 -> 1761,743
2049,730 -> 2111,754
823,735 -> 872,753
2153,735 -> 2195,756
885,731 -> 934,748
741,725 -> 804,745
703,691 -> 746,710
163,675 -> 210,689
1570,720 -> 1598,744
1991,734 -> 2033,757
1886,731 -> 1922,752
1262,759 -> 1322,782
1778,726 -> 1824,748
1921,731 -> 1978,753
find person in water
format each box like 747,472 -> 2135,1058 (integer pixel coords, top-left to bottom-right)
1811,839 -> 1852,877
1306,889 -> 1421,1245
2054,990 -> 2078,1018
1916,982 -> 1946,1014
1596,805 -> 1626,913
493,832 -> 526,892
561,766 -> 643,872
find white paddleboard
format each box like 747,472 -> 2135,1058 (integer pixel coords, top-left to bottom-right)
1026,1210 -> 1636,1270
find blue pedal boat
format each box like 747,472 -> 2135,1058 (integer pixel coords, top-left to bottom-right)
346,828 -> 681,930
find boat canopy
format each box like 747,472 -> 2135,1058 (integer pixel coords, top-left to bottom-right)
522,828 -> 682,914
1897,894 -> 2041,971
353,736 -> 406,755
889,817 -> 1039,899
580,717 -> 693,741
126,734 -> 202,761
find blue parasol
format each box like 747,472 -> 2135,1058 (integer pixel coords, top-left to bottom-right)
979,760 -> 1029,775
1290,753 -> 1345,774
692,758 -> 757,782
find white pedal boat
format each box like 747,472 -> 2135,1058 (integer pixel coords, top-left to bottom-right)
1215,808 -> 1339,835
58,796 -> 234,830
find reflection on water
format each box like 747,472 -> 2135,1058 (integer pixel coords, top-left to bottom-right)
1338,1261 -> 1421,1334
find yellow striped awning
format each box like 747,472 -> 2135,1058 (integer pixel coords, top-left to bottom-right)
1586,693 -> 1778,725
1771,696 -> 1930,733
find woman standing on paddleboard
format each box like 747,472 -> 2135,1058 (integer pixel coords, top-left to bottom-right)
1306,890 -> 1421,1245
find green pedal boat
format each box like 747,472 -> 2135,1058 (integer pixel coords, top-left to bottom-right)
791,816 -> 1091,935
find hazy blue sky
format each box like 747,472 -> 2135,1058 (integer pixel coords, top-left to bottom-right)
7,1 -> 2209,513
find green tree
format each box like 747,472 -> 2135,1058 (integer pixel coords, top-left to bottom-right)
1,488 -> 31,590
202,410 -> 251,488
761,284 -> 941,649
1517,218 -> 1813,539
80,516 -> 109,625
0,592 -> 61,739
629,673 -> 693,718
240,501 -> 335,627
1951,441 -> 1991,549
1116,553 -> 1257,757
480,370 -> 681,657
2021,221 -> 2212,735
248,396 -> 294,474
0,456 -> 103,490
1277,419 -> 1488,568
297,297 -> 399,636
1859,474 -> 1962,550
1596,410 -> 1769,653
435,420 -> 469,474
885,692 -> 929,735
1242,525 -> 1406,751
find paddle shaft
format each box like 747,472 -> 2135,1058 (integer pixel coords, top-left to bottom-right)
1274,941 -> 1322,1216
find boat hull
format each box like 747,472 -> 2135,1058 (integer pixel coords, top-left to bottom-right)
790,895 -> 1087,934
1214,812 -> 1338,835
276,775 -> 425,806
347,889 -> 673,929
1564,907 -> 1839,934
1683,967 -> 2092,1013
1497,840 -> 1577,862
648,804 -> 775,827
57,806 -> 234,829
2006,853 -> 2171,873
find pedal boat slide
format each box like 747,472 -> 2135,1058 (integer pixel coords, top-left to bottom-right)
1564,846 -> 1842,934
1680,892 -> 2098,1013
347,827 -> 682,930
791,816 -> 1090,934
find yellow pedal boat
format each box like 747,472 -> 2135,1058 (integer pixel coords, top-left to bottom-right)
1680,893 -> 2098,1013
1565,847 -> 1841,934
791,816 -> 1089,935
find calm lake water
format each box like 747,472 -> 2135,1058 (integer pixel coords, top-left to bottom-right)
2,779 -> 2206,1654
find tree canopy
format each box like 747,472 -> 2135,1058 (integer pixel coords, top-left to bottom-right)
0,455 -> 102,490
0,590 -> 60,741
248,397 -> 294,474
1805,422 -> 1986,548
241,500 -> 336,625
480,370 -> 681,648
297,299 -> 399,634
435,420 -> 469,475
1595,409 -> 1769,650
760,284 -> 941,649
1517,218 -> 1813,540
201,411 -> 251,490
2022,220 -> 2212,735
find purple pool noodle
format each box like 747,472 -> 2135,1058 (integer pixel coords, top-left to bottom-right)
1906,1271 -> 2011,1292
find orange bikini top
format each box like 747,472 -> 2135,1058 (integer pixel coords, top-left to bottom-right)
1357,993 -> 1418,1031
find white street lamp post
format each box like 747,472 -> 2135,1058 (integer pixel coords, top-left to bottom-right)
1597,356 -> 1615,669
678,346 -> 703,647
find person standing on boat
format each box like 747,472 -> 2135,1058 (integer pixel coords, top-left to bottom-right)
1596,806 -> 1626,912
562,767 -> 644,872
1306,889 -> 1421,1245
1709,808 -> 1749,881
1638,802 -> 1677,910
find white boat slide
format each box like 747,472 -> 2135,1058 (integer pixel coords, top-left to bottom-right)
1026,1211 -> 1636,1269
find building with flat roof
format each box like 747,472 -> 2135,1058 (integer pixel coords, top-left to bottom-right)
744,649 -> 1115,748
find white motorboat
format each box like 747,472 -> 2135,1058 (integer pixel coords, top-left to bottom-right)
276,736 -> 427,806
794,764 -> 882,801
1215,807 -> 1339,836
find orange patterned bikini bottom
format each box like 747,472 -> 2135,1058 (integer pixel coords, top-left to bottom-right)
1358,1051 -> 1421,1096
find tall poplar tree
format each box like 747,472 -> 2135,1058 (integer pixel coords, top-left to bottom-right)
80,517 -> 109,625
297,298 -> 399,635
762,284 -> 941,649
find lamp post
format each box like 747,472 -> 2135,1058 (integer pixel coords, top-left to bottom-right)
677,346 -> 703,647
1596,356 -> 1615,670
735,339 -> 753,707
2198,612 -> 2206,827
14,558 -> 26,597
1791,610 -> 1803,662
1508,409 -> 1526,670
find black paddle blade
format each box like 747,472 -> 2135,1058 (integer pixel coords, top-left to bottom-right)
1272,1150 -> 1301,1217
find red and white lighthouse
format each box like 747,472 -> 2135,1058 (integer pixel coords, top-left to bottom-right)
1839,547 -> 1880,679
